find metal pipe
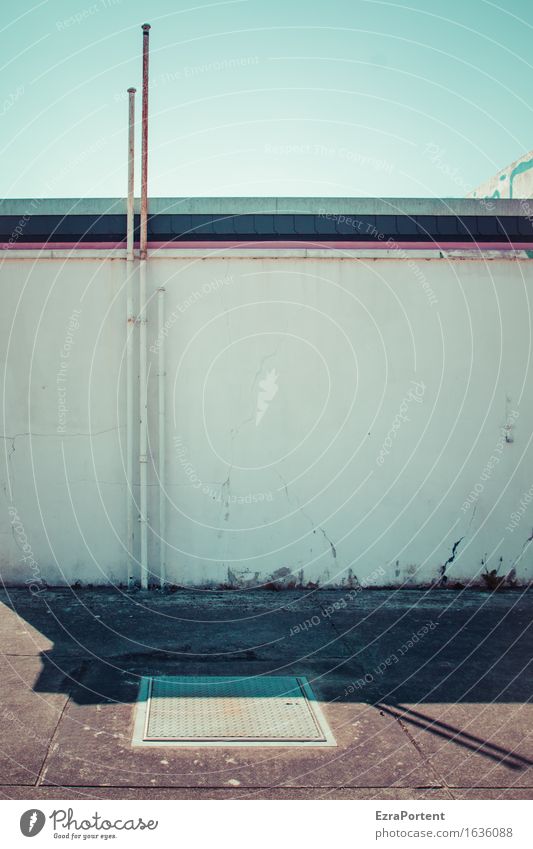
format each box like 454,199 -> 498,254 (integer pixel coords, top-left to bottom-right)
140,23 -> 150,260
126,87 -> 136,587
158,287 -> 166,588
139,260 -> 148,588
126,87 -> 136,262
139,23 -> 150,589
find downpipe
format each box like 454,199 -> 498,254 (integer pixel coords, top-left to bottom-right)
139,259 -> 148,589
158,287 -> 166,588
126,86 -> 136,587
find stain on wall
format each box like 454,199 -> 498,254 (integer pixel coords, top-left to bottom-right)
469,150 -> 533,199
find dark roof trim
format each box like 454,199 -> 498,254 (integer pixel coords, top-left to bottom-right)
1,212 -> 533,244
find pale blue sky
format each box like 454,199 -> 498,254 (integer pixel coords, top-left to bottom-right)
2,0 -> 533,197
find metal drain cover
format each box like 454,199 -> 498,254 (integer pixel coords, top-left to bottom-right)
133,675 -> 336,747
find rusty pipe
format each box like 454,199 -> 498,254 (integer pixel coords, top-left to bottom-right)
139,24 -> 150,589
140,23 -> 150,259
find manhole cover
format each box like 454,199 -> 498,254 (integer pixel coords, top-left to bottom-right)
132,675 -> 336,747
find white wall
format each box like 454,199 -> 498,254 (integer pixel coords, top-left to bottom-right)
1,250 -> 532,588
469,149 -> 533,199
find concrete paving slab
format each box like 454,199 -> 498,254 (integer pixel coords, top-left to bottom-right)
0,595 -> 53,656
0,786 -> 453,800
384,703 -> 533,788
0,588 -> 531,797
39,660 -> 434,789
0,656 -> 76,785
451,788 -> 533,800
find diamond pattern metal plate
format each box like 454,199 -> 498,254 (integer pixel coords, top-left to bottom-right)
132,675 -> 336,747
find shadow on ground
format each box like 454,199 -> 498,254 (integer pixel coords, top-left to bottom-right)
0,586 -> 531,797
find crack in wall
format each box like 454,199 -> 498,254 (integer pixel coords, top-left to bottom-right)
276,470 -> 338,583
439,537 -> 464,582
509,530 -> 533,572
1,427 -> 123,443
320,527 -> 337,560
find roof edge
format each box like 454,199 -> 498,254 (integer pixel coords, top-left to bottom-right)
1,197 -> 532,216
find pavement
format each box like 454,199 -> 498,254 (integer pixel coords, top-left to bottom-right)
0,586 -> 531,800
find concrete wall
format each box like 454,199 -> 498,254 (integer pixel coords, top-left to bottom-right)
470,150 -> 533,200
1,249 -> 533,588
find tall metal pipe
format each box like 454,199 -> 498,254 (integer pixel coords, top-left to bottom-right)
139,23 -> 150,589
158,287 -> 166,588
126,87 -> 136,586
140,23 -> 150,260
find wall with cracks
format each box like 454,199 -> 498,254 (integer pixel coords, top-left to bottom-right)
1,250 -> 533,588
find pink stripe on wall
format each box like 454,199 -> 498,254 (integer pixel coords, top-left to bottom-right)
1,240 -> 532,251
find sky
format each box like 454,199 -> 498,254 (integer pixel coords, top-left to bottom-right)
2,0 -> 533,198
